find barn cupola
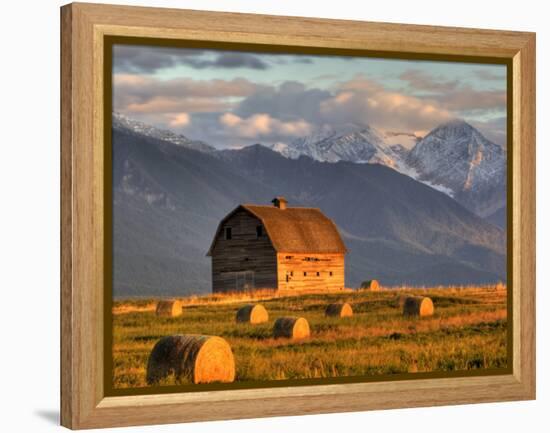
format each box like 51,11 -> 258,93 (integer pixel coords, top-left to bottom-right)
271,196 -> 288,210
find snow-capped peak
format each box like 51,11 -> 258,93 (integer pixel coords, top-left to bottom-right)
406,119 -> 506,217
112,112 -> 215,153
382,130 -> 421,150
271,124 -> 409,169
268,120 -> 505,218
424,119 -> 479,141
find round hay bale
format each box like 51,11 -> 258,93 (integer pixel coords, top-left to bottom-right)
325,302 -> 353,317
236,304 -> 269,324
403,296 -> 434,317
155,300 -> 183,317
273,317 -> 310,339
146,335 -> 235,385
360,280 -> 380,291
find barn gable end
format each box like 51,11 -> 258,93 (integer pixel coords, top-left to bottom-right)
207,198 -> 347,293
209,208 -> 278,293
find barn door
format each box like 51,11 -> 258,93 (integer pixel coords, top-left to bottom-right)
235,271 -> 255,291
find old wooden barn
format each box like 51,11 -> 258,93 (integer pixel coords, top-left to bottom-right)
207,197 -> 347,293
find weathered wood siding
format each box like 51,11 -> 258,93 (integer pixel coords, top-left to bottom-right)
211,209 -> 277,293
276,253 -> 345,293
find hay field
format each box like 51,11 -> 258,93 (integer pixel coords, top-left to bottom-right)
112,285 -> 507,389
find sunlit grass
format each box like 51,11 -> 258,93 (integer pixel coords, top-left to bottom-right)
112,284 -> 507,388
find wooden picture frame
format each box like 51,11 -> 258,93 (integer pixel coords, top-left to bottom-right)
60,2 -> 536,429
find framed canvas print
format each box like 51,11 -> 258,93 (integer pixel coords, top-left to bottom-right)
60,3 -> 536,429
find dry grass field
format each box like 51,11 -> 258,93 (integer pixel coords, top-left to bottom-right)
112,284 -> 507,389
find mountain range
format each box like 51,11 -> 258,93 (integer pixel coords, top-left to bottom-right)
113,112 -> 216,154
112,116 -> 507,297
270,120 -> 506,222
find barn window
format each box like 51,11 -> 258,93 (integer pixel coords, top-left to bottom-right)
316,272 -> 320,277
256,225 -> 263,238
329,271 -> 333,277
290,271 -> 294,276
224,227 -> 232,240
304,272 -> 307,276
285,255 -> 293,259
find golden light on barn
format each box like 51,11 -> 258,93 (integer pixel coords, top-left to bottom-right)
207,198 -> 347,294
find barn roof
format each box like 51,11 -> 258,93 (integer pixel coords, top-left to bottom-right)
206,203 -> 347,255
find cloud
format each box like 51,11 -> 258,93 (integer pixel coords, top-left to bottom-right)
220,113 -> 243,128
267,55 -> 316,66
469,116 -> 507,147
433,87 -> 506,112
399,70 -> 460,93
319,75 -> 453,131
113,74 -> 262,114
200,52 -> 269,69
113,46 -> 188,73
219,113 -> 312,139
124,97 -> 229,114
313,73 -> 339,81
320,74 -> 505,136
293,57 -> 314,64
114,74 -> 259,98
112,66 -> 507,149
113,74 -> 149,86
113,45 -> 269,73
398,69 -> 506,112
473,69 -> 506,81
235,81 -> 331,124
168,113 -> 191,127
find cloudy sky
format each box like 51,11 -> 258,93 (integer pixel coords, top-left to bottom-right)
112,45 -> 507,149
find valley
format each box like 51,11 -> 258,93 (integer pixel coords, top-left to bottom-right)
112,116 -> 507,297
